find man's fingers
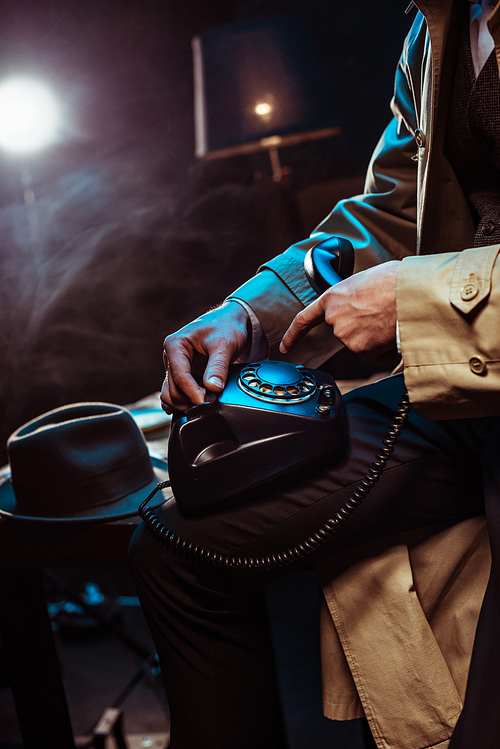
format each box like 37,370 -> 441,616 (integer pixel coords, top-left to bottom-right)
203,344 -> 235,391
279,298 -> 326,354
161,341 -> 206,409
162,335 -> 236,408
161,366 -> 205,411
160,301 -> 251,411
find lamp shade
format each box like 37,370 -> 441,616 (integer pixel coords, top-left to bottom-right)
192,16 -> 337,157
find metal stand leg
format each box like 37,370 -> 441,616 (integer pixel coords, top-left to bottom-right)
0,567 -> 75,749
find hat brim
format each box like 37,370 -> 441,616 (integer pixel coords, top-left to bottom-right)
0,457 -> 172,524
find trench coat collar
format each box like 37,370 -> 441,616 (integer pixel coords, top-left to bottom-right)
411,0 -> 452,17
488,2 -> 500,44
413,0 -> 500,40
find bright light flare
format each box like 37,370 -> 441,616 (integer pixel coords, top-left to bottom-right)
255,101 -> 273,116
0,77 -> 60,153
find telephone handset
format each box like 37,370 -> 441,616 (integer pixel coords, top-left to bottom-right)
304,235 -> 355,293
139,238 -> 410,569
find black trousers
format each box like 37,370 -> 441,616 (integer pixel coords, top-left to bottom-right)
129,374 -> 498,748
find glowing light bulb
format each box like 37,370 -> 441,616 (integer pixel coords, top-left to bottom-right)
0,77 -> 60,153
255,102 -> 273,116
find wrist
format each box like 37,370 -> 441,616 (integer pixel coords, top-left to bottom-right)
222,298 -> 251,324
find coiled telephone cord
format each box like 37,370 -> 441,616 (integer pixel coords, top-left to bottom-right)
138,391 -> 411,570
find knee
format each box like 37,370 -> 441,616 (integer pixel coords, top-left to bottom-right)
128,520 -> 162,582
128,517 -> 193,591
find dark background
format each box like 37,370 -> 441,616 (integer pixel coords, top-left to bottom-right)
0,0 -> 414,462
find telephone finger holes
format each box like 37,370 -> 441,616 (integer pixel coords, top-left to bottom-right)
237,361 -> 319,404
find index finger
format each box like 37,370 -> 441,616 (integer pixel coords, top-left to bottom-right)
279,297 -> 326,354
162,339 -> 206,408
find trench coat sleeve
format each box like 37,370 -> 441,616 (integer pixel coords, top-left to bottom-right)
228,19 -> 421,365
397,245 -> 500,419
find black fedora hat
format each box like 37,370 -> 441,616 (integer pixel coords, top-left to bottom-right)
0,402 -> 171,524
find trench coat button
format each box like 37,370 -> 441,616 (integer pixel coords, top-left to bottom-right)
482,221 -> 496,235
461,283 -> 479,301
414,128 -> 426,148
469,356 -> 487,375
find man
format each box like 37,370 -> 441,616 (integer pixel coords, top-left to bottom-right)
129,1 -> 500,747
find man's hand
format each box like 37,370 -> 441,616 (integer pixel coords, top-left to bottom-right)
161,301 -> 250,412
280,261 -> 400,362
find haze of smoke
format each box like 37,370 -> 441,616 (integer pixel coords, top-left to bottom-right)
0,146 -> 270,463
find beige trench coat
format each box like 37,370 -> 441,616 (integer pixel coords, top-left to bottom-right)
228,1 -> 500,747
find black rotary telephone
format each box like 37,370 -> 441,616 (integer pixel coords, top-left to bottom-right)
166,360 -> 346,514
139,237 -> 410,569
165,236 -> 355,515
